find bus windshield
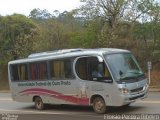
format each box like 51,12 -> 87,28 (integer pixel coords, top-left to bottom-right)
104,53 -> 144,82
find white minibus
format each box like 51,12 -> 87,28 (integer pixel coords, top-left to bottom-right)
8,48 -> 148,113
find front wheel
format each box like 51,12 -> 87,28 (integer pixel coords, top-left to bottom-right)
34,97 -> 44,110
93,97 -> 106,114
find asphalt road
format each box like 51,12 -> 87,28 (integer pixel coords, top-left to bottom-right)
0,92 -> 160,120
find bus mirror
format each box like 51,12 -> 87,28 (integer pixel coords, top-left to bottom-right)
97,56 -> 103,62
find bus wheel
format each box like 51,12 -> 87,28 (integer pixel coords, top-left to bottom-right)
34,97 -> 44,110
93,97 -> 106,114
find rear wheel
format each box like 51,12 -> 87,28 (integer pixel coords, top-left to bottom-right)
93,97 -> 106,114
34,97 -> 44,110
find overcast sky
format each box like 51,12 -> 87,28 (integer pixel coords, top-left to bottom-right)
0,0 -> 81,16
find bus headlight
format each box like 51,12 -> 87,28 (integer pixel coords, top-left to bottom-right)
144,84 -> 149,91
119,88 -> 129,94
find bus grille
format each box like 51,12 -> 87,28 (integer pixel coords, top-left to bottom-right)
129,94 -> 145,100
130,87 -> 143,93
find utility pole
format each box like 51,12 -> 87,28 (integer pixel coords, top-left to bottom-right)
147,61 -> 152,85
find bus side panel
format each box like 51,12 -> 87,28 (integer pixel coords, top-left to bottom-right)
10,80 -> 79,105
79,80 -> 114,106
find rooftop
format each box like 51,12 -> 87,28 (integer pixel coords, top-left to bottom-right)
9,48 -> 130,64
28,48 -> 129,58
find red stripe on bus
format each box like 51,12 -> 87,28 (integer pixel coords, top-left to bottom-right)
20,88 -> 89,105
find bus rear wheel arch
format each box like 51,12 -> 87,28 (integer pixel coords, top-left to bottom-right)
33,96 -> 44,110
91,95 -> 107,114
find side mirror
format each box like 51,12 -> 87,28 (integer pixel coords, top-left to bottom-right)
97,56 -> 103,62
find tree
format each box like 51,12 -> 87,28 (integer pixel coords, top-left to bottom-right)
31,10 -> 84,51
32,19 -> 70,51
79,0 -> 133,47
70,17 -> 101,48
0,14 -> 39,64
29,8 -> 52,20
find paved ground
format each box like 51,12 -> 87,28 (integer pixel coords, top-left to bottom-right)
0,92 -> 160,120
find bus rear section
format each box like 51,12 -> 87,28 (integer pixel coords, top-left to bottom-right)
8,48 -> 148,114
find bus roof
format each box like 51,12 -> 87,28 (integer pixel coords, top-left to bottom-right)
8,48 -> 130,64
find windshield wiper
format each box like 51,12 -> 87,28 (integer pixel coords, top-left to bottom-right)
119,74 -> 145,82
120,76 -> 136,81
136,73 -> 146,80
128,72 -> 145,79
127,71 -> 143,75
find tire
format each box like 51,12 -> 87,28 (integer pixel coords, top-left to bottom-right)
34,97 -> 44,110
93,97 -> 106,114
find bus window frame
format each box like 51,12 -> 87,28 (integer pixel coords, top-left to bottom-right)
10,63 -> 29,82
74,55 -> 113,83
48,58 -> 76,80
29,61 -> 48,81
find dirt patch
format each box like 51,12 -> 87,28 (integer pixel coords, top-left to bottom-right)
147,62 -> 160,87
149,70 -> 160,86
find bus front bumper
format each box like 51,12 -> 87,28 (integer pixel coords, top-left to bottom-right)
111,85 -> 148,106
121,86 -> 148,106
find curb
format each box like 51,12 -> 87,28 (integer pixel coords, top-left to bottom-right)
149,88 -> 160,92
149,86 -> 160,92
0,90 -> 10,93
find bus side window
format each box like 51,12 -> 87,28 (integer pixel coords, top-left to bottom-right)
104,65 -> 111,78
18,64 -> 28,80
90,62 -> 111,80
11,64 -> 28,81
75,58 -> 88,80
30,62 -> 47,80
64,59 -> 73,79
53,61 -> 61,79
30,63 -> 37,80
49,59 -> 73,80
75,57 -> 112,81
11,65 -> 19,81
38,62 -> 47,80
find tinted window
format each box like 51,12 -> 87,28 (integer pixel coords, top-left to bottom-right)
30,62 -> 47,80
75,57 -> 111,81
75,58 -> 88,80
11,64 -> 28,81
49,59 -> 73,80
